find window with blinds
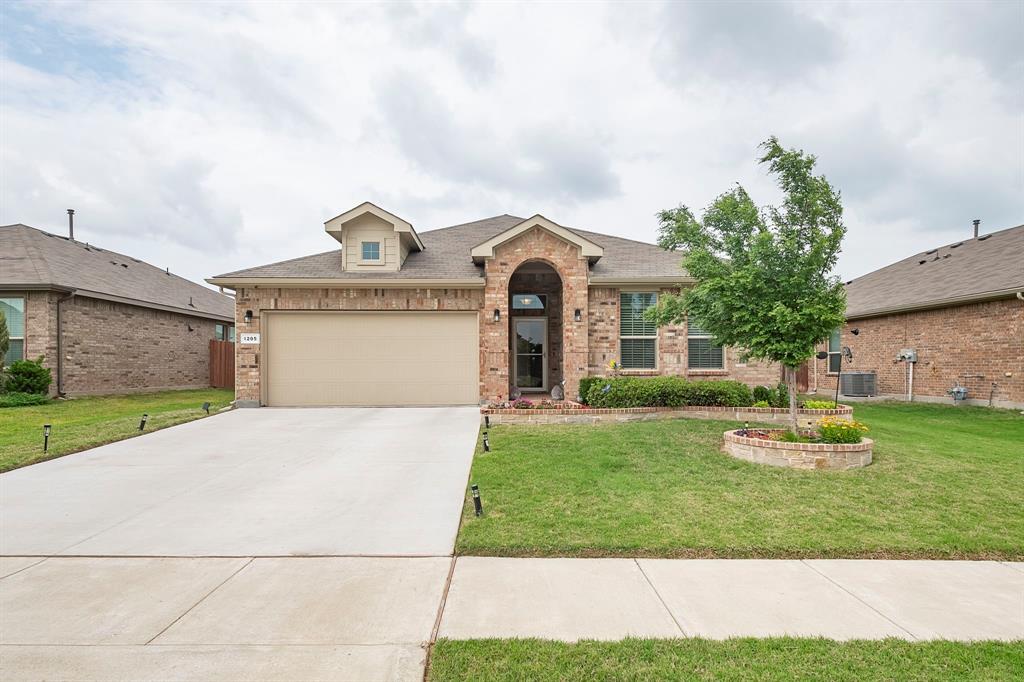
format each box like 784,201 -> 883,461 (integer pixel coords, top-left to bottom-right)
619,292 -> 657,369
687,319 -> 724,369
0,297 -> 25,365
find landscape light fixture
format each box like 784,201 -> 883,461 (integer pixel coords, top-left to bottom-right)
484,415 -> 490,429
483,431 -> 490,452
471,484 -> 483,517
43,424 -> 51,453
139,413 -> 149,431
244,310 -> 253,324
574,308 -> 582,322
493,308 -> 500,322
202,402 -> 211,415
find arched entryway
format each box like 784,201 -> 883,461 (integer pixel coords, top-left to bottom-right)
508,261 -> 563,396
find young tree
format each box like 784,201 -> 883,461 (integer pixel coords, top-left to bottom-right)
0,310 -> 9,370
648,137 -> 847,431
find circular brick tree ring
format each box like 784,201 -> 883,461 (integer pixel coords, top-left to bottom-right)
722,429 -> 873,470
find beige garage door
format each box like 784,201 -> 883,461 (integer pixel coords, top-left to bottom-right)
264,312 -> 479,406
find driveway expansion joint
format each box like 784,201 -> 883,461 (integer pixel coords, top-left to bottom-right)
144,557 -> 255,645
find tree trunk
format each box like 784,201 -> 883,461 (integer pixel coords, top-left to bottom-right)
785,365 -> 799,433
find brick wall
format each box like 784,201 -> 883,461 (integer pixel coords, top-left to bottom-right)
233,286 -> 485,404
811,297 -> 1024,408
481,227 -> 590,402
5,290 -> 60,394
586,287 -> 779,389
60,296 -> 219,395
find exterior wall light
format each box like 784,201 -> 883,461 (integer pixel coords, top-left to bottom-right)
574,308 -> 582,322
244,310 -> 253,324
493,308 -> 500,322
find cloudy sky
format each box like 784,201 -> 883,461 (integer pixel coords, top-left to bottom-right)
2,0 -> 1021,287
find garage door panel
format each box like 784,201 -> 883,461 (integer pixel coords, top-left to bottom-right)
265,312 -> 479,406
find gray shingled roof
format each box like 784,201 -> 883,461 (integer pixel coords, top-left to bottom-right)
1,224 -> 234,321
845,224 -> 1024,319
213,215 -> 688,281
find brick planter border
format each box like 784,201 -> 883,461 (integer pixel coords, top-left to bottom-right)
481,404 -> 853,427
722,429 -> 873,470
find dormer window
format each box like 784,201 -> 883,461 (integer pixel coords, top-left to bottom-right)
361,241 -> 381,262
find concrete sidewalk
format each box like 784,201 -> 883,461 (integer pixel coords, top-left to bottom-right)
439,558 -> 1024,642
2,557 -> 1021,680
0,556 -> 450,681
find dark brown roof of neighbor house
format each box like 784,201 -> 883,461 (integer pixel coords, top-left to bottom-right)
844,223 -> 1024,319
0,224 -> 234,321
212,215 -> 688,282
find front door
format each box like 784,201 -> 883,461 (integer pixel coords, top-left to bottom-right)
514,318 -> 547,392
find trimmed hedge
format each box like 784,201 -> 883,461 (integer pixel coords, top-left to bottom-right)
584,376 -> 754,409
577,376 -> 602,405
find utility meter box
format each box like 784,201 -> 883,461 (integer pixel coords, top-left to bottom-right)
898,349 -> 918,362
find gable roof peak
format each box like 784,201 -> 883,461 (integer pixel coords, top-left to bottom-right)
323,201 -> 424,251
470,214 -> 604,264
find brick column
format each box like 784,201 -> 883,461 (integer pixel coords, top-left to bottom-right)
479,227 -> 590,403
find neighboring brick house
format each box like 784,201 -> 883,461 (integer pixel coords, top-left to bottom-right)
1,223 -> 235,396
209,202 -> 779,407
811,222 -> 1024,409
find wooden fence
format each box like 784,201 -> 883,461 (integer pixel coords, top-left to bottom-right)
209,340 -> 235,389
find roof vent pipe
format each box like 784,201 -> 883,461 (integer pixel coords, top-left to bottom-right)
67,209 -> 75,240
973,219 -> 980,239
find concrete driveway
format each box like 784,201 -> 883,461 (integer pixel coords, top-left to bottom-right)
2,407 -> 479,680
0,407 -> 480,557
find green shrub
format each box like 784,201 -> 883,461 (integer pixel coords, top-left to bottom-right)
752,385 -> 772,404
0,391 -> 51,408
5,357 -> 52,395
802,399 -> 837,409
585,376 -> 753,409
752,400 -> 771,408
772,382 -> 789,408
577,376 -> 602,404
770,429 -> 812,443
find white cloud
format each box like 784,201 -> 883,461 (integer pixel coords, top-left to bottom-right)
0,0 -> 1019,286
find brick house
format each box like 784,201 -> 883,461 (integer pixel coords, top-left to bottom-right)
1,223 -> 235,396
811,222 -> 1023,409
209,202 -> 778,407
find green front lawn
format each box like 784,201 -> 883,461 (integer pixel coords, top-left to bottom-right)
0,388 -> 235,472
457,402 -> 1024,559
428,638 -> 1024,681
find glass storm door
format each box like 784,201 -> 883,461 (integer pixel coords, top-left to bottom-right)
514,318 -> 546,391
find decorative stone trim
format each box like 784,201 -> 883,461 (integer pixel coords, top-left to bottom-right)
481,404 -> 853,427
722,429 -> 872,470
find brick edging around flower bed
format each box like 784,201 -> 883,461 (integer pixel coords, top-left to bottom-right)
722,429 -> 873,470
481,404 -> 852,427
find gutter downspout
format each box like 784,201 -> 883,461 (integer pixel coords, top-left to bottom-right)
56,290 -> 76,397
908,360 -> 914,402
